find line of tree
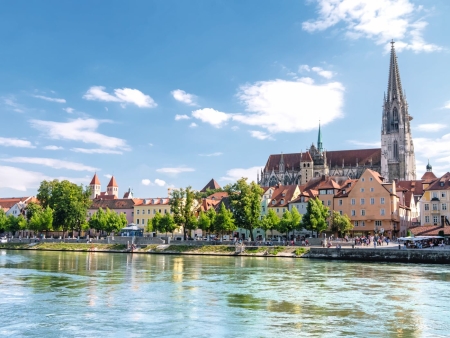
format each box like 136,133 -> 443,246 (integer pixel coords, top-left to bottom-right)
0,210 -> 27,235
197,203 -> 236,238
88,207 -> 128,235
147,212 -> 177,236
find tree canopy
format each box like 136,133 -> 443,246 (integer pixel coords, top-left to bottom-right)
169,186 -> 198,239
301,198 -> 329,236
226,178 -> 263,241
329,211 -> 353,236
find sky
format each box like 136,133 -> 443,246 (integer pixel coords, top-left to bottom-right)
0,0 -> 449,198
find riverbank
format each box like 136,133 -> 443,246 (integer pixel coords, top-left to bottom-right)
0,242 -> 309,258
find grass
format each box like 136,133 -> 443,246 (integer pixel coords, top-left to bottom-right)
0,243 -> 29,249
32,243 -> 127,251
294,247 -> 309,256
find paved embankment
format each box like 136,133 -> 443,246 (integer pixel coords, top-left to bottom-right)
308,247 -> 450,264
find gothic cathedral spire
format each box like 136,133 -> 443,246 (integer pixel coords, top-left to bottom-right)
317,121 -> 323,154
381,40 -> 416,182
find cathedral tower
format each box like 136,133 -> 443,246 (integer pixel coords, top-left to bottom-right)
89,173 -> 101,199
381,41 -> 416,181
107,176 -> 119,198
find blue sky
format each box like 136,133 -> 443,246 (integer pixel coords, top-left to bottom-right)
1,0 -> 449,198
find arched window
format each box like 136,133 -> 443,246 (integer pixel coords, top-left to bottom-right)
393,140 -> 399,160
392,108 -> 399,131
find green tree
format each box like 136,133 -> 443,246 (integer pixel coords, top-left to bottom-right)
301,198 -> 329,237
278,210 -> 293,239
37,180 -> 92,238
146,219 -> 153,233
260,209 -> 280,239
0,209 -> 8,233
152,212 -> 163,235
226,178 -> 263,241
26,202 -> 42,222
105,209 -> 127,235
291,207 -> 303,235
6,214 -> 27,235
89,208 -> 107,234
214,203 -> 236,238
29,206 -> 53,236
329,211 -> 353,237
197,211 -> 212,236
169,186 -> 198,240
160,213 -> 177,236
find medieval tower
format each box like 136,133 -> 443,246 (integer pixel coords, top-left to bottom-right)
381,41 -> 416,181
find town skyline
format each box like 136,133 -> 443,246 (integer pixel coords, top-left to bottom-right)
1,0 -> 449,197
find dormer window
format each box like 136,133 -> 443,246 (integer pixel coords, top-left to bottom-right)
280,199 -> 285,204
282,193 -> 286,197
441,182 -> 445,187
272,200 -> 276,205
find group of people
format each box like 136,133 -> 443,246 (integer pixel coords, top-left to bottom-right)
354,235 -> 390,247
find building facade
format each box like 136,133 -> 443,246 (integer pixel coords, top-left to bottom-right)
419,172 -> 450,227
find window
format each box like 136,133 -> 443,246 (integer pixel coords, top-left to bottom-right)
164,209 -> 167,214
362,178 -> 365,182
351,210 -> 356,216
425,216 -> 430,223
351,198 -> 356,205
360,198 -> 365,205
370,177 -> 373,182
319,190 -> 326,195
433,216 -> 439,224
137,210 -> 140,215
262,206 -> 265,212
360,188 -> 365,193
88,212 -> 91,217
339,211 -> 343,215
159,209 -> 162,213
123,212 -> 126,215
370,198 -> 375,205
425,204 -> 429,211
327,200 -> 331,206
432,204 -> 438,211
338,199 -> 343,206
280,199 -> 285,204
136,219 -> 140,225
393,140 -> 398,160
442,193 -> 446,198
361,209 -> 366,216
433,192 -> 438,199
153,209 -> 156,214
380,197 -> 385,205
354,221 -> 358,227
370,188 -> 374,192
272,200 -> 276,205
443,204 -> 447,211
148,210 -> 150,214
142,219 -> 145,225
360,221 -> 365,226
375,220 -> 382,226
380,209 -> 385,216
131,212 -> 134,216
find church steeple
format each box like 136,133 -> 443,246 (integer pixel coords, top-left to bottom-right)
317,121 -> 323,154
387,40 -> 404,103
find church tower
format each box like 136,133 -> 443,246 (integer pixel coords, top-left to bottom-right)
381,41 -> 416,182
107,176 -> 119,198
89,173 -> 101,199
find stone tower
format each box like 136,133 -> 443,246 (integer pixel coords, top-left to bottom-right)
381,41 -> 416,182
89,173 -> 101,199
107,176 -> 119,198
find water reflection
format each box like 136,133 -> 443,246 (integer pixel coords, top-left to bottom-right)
0,251 -> 449,337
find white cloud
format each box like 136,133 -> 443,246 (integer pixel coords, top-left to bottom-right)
1,157 -> 98,172
171,89 -> 198,106
311,67 -> 334,79
104,174 -> 112,179
416,123 -> 447,132
43,145 -> 63,150
0,166 -> 88,191
71,148 -> 123,155
142,179 -> 151,186
148,143 -> 154,147
175,114 -> 191,120
189,122 -> 198,128
234,79 -> 345,133
298,77 -> 315,85
156,167 -> 195,174
33,95 -> 66,103
249,131 -> 274,140
302,0 -> 442,53
154,179 -> 166,186
199,152 -> 223,157
347,140 -> 381,147
415,134 -> 450,158
30,118 -> 129,151
192,108 -> 232,128
83,86 -> 157,108
3,96 -> 24,113
220,166 -> 263,182
231,126 -> 239,131
63,107 -> 75,113
299,65 -> 311,72
0,137 -> 35,148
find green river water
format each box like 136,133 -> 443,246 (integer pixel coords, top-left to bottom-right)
1,250 -> 449,337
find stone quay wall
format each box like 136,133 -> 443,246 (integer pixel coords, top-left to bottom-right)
308,248 -> 450,264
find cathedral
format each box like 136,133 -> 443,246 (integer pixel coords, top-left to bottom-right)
258,41 -> 416,187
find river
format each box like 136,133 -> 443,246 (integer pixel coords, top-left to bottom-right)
0,250 -> 449,337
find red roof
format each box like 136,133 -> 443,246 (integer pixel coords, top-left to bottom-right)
90,173 -> 100,185
410,226 -> 450,236
207,192 -> 228,200
269,185 -> 299,207
427,172 -> 450,191
90,198 -> 139,210
107,176 -> 118,187
200,179 -> 221,192
0,197 -> 33,209
421,171 -> 437,181
264,153 -> 312,172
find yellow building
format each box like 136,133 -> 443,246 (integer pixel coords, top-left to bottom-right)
420,172 -> 450,226
133,198 -> 171,229
267,185 -> 301,217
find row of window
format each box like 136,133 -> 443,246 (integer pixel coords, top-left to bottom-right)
347,209 -> 385,216
424,204 -> 447,211
425,216 -> 440,224
136,209 -> 170,215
